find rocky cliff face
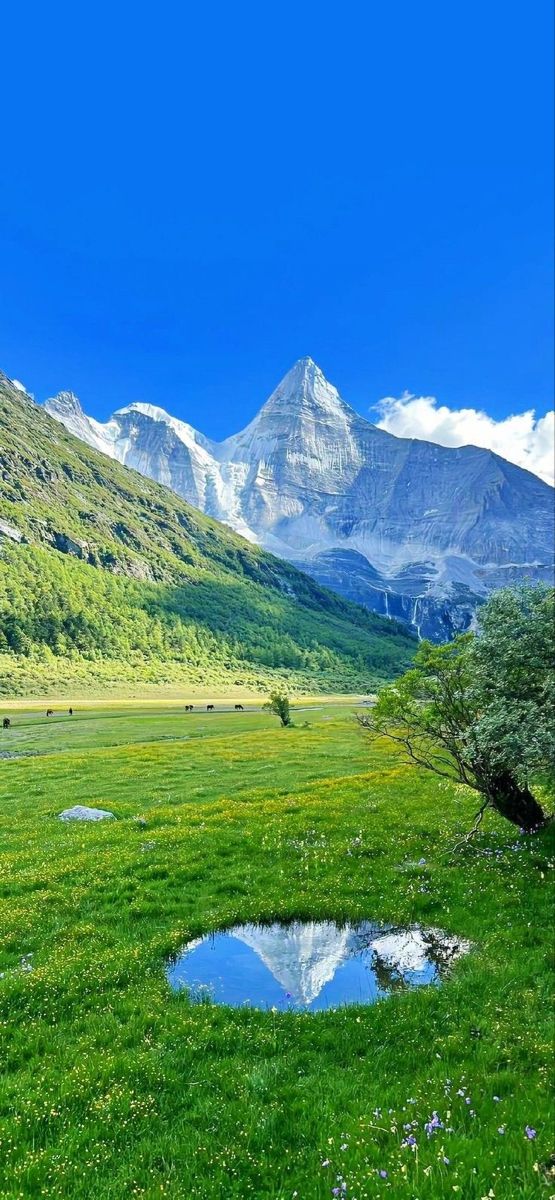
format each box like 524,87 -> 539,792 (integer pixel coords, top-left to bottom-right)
45,358 -> 554,640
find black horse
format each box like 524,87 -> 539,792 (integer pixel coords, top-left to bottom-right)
2,717 -> 10,729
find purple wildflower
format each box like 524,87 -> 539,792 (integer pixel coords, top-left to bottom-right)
379,1169 -> 388,1178
525,1126 -> 537,1140
424,1112 -> 444,1137
443,1157 -> 450,1165
402,1134 -> 417,1148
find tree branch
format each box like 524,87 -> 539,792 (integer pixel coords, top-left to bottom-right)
357,714 -> 479,789
449,798 -> 491,857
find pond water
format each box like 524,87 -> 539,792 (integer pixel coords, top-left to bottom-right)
166,920 -> 470,1012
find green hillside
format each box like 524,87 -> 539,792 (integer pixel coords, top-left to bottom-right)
0,374 -> 414,696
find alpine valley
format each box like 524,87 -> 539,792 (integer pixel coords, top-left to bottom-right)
0,371 -> 414,697
45,357 -> 554,640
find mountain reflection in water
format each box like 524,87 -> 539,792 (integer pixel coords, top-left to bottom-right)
166,920 -> 471,1011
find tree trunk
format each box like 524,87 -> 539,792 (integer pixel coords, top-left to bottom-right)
487,770 -> 546,831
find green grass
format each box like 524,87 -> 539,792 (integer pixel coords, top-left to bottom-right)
0,703 -> 553,1199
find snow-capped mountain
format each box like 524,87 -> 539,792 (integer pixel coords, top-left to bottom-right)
45,358 -> 554,640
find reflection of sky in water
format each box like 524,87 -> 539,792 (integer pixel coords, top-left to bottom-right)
166,921 -> 470,1012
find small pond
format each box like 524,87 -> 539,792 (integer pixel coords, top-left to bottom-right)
166,920 -> 470,1012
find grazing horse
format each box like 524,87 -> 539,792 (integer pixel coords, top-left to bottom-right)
68,707 -> 73,716
2,717 -> 10,729
234,704 -> 244,711
46,709 -> 54,717
207,704 -> 214,712
184,704 -> 194,712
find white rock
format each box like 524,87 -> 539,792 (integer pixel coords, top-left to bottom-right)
0,519 -> 22,542
58,805 -> 115,822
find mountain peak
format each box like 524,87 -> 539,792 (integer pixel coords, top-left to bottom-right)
44,391 -> 119,458
220,356 -> 360,479
114,401 -> 215,455
289,354 -> 320,375
45,391 -> 84,419
114,401 -> 171,420
247,357 -> 354,429
278,355 -> 334,395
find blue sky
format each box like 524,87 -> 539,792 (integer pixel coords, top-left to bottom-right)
1,1 -> 553,445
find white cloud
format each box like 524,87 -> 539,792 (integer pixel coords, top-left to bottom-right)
372,393 -> 554,486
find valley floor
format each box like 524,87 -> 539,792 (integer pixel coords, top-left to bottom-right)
0,703 -> 553,1198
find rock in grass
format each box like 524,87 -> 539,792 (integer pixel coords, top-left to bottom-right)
58,805 -> 115,822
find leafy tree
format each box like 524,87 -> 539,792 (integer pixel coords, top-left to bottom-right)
264,691 -> 293,727
358,585 -> 554,834
466,585 -> 554,791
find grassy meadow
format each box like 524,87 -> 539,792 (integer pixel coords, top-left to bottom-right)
0,701 -> 553,1199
